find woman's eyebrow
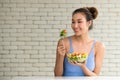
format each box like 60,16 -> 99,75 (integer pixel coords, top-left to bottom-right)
77,19 -> 82,21
72,19 -> 82,21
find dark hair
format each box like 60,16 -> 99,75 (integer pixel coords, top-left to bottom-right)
72,7 -> 98,30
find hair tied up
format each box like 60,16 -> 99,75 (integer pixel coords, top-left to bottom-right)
86,7 -> 98,19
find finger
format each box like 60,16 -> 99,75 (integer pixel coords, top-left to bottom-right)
69,61 -> 74,65
69,61 -> 77,66
74,61 -> 77,64
70,61 -> 75,64
58,39 -> 65,49
73,61 -> 77,64
58,39 -> 64,46
57,48 -> 65,55
68,61 -> 72,64
57,48 -> 65,53
58,46 -> 65,49
57,46 -> 65,51
58,50 -> 65,54
58,44 -> 63,48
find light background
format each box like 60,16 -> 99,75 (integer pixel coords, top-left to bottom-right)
0,0 -> 120,79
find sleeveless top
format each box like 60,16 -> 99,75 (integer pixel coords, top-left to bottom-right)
63,37 -> 96,76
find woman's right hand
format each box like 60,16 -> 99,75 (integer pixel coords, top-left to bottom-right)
57,39 -> 66,56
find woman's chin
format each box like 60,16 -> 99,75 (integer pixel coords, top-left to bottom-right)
75,34 -> 81,37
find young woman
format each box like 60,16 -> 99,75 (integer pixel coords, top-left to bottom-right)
54,7 -> 105,76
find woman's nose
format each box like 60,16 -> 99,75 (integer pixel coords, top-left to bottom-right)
74,23 -> 78,28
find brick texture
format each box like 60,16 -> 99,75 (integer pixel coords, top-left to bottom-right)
0,0 -> 120,79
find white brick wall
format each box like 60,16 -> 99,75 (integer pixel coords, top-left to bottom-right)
0,0 -> 120,79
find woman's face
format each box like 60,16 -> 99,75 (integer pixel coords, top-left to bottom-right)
71,13 -> 90,36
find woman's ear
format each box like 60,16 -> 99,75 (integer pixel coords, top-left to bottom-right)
87,20 -> 92,28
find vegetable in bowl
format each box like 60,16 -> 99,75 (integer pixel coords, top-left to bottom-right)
67,52 -> 88,63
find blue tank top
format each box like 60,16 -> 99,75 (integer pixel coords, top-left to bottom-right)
63,37 -> 96,76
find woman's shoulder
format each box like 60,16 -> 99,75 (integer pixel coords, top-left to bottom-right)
95,40 -> 105,48
95,40 -> 105,53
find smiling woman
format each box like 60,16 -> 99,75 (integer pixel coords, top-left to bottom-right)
71,7 -> 98,35
54,7 -> 105,76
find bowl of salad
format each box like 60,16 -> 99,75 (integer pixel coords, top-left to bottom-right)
67,52 -> 88,63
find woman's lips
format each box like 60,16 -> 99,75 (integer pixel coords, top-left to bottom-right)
74,29 -> 80,32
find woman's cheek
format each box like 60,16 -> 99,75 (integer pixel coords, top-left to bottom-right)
71,24 -> 75,30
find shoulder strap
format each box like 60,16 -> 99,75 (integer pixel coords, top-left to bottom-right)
91,40 -> 96,51
68,37 -> 74,53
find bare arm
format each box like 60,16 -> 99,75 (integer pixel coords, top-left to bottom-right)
54,39 -> 66,76
54,52 -> 64,76
81,41 -> 105,76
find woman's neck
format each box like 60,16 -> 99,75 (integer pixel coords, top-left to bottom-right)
73,34 -> 90,44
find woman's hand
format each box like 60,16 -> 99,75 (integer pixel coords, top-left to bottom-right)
68,60 -> 87,68
57,39 -> 66,56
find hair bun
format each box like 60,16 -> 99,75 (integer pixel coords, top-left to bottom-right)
87,7 -> 98,19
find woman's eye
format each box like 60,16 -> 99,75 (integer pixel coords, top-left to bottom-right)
72,22 -> 75,24
72,21 -> 82,24
78,21 -> 82,23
